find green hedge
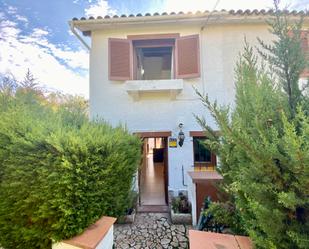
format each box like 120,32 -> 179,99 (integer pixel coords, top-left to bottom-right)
0,86 -> 141,249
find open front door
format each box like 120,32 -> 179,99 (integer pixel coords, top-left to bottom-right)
135,131 -> 171,208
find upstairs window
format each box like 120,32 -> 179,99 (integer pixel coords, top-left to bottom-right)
108,34 -> 200,81
136,46 -> 173,80
133,39 -> 174,80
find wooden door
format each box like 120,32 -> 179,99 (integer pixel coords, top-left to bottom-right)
196,181 -> 219,220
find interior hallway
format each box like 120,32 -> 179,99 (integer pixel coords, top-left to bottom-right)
140,138 -> 166,206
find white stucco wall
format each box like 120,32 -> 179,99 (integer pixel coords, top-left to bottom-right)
52,243 -> 80,249
52,226 -> 114,249
89,22 -> 274,193
96,226 -> 114,249
187,177 -> 197,225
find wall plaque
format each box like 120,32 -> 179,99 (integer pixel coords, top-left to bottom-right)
169,137 -> 177,148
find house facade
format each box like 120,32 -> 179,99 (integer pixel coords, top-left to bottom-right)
70,10 -> 309,225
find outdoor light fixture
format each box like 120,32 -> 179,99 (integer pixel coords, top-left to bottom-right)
178,123 -> 185,147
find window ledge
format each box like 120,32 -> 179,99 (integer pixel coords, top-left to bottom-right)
188,171 -> 223,183
125,79 -> 183,101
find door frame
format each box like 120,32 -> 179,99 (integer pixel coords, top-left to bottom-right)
163,137 -> 169,204
134,131 -> 171,205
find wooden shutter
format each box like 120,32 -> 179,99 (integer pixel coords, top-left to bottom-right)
175,34 -> 200,79
108,38 -> 132,80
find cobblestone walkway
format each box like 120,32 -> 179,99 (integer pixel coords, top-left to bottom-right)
114,213 -> 190,249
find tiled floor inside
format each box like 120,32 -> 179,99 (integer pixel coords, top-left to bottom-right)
140,153 -> 166,205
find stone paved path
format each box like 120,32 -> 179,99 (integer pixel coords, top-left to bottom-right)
114,213 -> 190,249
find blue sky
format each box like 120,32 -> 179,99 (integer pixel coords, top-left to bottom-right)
0,0 -> 308,97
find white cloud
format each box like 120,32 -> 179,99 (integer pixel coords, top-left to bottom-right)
32,28 -> 49,38
0,14 -> 89,97
0,19 -> 21,39
84,0 -> 117,17
7,6 -> 17,15
18,28 -> 89,70
0,12 -> 4,19
43,42 -> 89,69
15,14 -> 28,23
2,5 -> 28,25
291,0 -> 309,10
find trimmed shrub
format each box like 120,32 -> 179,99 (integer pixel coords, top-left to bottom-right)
0,83 -> 141,248
171,193 -> 191,214
203,201 -> 245,234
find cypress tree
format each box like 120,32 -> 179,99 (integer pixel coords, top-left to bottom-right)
196,5 -> 309,249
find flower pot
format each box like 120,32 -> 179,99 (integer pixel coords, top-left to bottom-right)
170,209 -> 192,225
117,209 -> 136,224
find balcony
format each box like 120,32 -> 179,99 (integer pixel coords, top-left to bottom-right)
125,79 -> 183,101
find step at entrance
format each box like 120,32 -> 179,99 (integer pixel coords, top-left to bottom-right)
137,205 -> 169,213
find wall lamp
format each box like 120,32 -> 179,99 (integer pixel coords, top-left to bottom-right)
178,123 -> 185,147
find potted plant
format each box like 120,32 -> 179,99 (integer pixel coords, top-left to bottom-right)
117,191 -> 138,224
170,192 -> 192,224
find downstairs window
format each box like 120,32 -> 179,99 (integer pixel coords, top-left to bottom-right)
192,136 -> 216,170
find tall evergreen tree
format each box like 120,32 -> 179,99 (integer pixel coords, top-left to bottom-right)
196,6 -> 309,249
20,69 -> 39,90
258,0 -> 308,117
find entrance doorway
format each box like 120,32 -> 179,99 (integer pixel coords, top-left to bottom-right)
139,136 -> 169,206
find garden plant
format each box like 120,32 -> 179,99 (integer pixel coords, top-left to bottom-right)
0,72 -> 141,249
196,4 -> 309,249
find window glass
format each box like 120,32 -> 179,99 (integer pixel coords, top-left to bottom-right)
136,46 -> 172,80
193,138 -> 211,162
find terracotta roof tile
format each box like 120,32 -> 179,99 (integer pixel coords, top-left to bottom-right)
71,9 -> 309,22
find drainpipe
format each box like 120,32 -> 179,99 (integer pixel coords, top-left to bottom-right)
199,27 -> 206,95
199,0 -> 221,95
182,165 -> 187,187
69,22 -> 91,51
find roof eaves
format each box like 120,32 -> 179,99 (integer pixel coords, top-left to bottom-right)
71,9 -> 309,22
69,9 -> 309,33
